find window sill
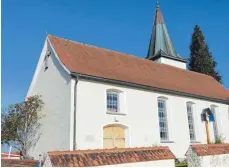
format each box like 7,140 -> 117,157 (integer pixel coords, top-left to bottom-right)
160,140 -> 175,143
190,141 -> 201,144
106,112 -> 126,116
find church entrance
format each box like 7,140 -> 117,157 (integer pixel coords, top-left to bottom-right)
103,125 -> 125,148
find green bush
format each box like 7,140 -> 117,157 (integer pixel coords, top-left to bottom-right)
175,162 -> 187,167
175,159 -> 187,167
213,135 -> 225,144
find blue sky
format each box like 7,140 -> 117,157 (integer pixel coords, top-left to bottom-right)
1,0 -> 229,152
2,0 -> 229,108
2,0 -> 229,134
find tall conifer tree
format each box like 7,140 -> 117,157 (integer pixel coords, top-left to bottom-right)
188,25 -> 222,83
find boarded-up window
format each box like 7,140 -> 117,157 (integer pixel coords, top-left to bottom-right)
103,126 -> 125,148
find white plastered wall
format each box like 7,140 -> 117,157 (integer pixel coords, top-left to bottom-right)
75,79 -> 229,158
155,57 -> 187,69
27,40 -> 72,159
186,148 -> 229,167
202,154 -> 229,167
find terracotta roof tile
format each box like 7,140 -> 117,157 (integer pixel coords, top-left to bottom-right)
48,35 -> 229,103
1,159 -> 39,167
48,146 -> 175,167
191,143 -> 229,156
1,152 -> 21,159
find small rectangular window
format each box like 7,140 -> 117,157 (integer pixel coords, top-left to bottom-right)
158,99 -> 169,141
187,103 -> 196,141
107,92 -> 119,112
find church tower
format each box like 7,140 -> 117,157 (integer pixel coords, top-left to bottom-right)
146,1 -> 187,69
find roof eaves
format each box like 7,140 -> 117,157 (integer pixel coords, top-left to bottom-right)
71,72 -> 229,105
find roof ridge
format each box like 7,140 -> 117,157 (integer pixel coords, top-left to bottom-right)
48,35 -> 147,61
47,35 -> 217,81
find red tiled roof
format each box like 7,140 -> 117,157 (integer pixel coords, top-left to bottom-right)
1,152 -> 21,160
48,35 -> 229,103
1,159 -> 39,167
1,152 -> 20,155
191,143 -> 229,156
48,146 -> 175,167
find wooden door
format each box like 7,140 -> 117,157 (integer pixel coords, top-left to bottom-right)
103,126 -> 113,148
103,126 -> 125,148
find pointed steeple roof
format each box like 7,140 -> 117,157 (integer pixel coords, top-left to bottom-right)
146,1 -> 187,63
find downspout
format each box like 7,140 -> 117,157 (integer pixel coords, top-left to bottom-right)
73,76 -> 78,150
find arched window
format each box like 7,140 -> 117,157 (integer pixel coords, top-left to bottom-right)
103,125 -> 125,148
210,105 -> 218,140
186,102 -> 196,141
157,97 -> 169,141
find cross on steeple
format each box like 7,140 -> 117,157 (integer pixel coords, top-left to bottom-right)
156,0 -> 159,8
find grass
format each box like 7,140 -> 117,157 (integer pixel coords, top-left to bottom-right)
175,162 -> 188,167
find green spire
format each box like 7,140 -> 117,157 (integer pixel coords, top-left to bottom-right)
146,1 -> 187,63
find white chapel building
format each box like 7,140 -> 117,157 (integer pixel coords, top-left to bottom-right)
27,3 -> 229,159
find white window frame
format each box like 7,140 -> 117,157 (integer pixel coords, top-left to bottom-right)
186,102 -> 196,141
106,89 -> 126,116
106,91 -> 119,113
157,97 -> 169,141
